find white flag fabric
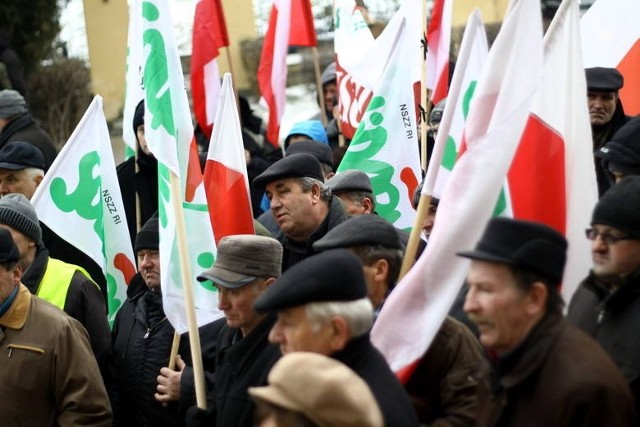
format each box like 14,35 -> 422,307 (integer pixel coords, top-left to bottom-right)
141,0 -> 221,333
31,96 -> 136,323
371,0 -> 543,378
123,0 -> 145,159
337,18 -> 421,231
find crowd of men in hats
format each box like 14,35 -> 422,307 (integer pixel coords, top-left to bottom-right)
0,57 -> 640,427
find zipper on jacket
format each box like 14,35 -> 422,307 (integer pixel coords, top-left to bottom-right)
143,317 -> 168,340
597,308 -> 605,324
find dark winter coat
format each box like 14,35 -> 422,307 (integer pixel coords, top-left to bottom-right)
111,273 -> 189,427
333,333 -> 420,427
185,314 -> 281,427
473,313 -> 634,427
568,269 -> 640,420
404,316 -> 483,426
0,112 -> 57,170
116,150 -> 158,247
275,196 -> 348,271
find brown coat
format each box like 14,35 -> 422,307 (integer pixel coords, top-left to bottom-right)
0,284 -> 112,426
404,316 -> 483,426
473,313 -> 634,427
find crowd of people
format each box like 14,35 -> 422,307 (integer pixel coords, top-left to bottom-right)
0,58 -> 638,427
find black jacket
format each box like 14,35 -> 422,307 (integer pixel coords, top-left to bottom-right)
186,314 -> 281,427
116,151 -> 158,247
333,334 -> 420,427
568,269 -> 640,419
111,274 -> 189,427
0,112 -> 57,170
22,247 -> 111,384
275,196 -> 348,271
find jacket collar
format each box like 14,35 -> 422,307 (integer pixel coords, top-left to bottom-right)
331,333 -> 371,367
220,312 -> 277,375
582,268 -> 640,307
0,284 -> 32,330
21,247 -> 50,294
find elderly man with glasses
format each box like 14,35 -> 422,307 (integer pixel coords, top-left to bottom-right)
568,175 -> 640,418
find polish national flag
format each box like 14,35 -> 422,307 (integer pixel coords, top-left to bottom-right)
191,0 -> 229,139
426,0 -> 453,104
371,0 -> 543,380
204,73 -> 255,243
581,0 -> 640,115
257,0 -> 316,147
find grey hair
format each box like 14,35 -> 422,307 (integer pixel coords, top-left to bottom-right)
305,298 -> 374,338
23,167 -> 44,181
297,177 -> 332,203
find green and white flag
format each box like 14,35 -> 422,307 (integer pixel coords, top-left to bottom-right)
31,96 -> 136,324
141,0 -> 220,333
337,18 -> 421,230
123,0 -> 144,160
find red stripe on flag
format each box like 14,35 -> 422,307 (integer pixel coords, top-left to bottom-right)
211,0 -> 229,47
204,160 -> 255,244
257,7 -> 281,148
508,115 -> 566,234
289,0 -> 317,47
618,39 -> 640,116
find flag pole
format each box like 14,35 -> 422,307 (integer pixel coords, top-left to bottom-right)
399,194 -> 431,280
162,332 -> 181,407
169,173 -> 207,409
312,47 -> 328,126
420,0 -> 429,172
224,47 -> 242,123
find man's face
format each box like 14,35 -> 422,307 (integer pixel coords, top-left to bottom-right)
464,260 -> 540,355
269,305 -> 336,355
0,262 -> 21,305
136,124 -> 153,156
0,168 -> 41,199
324,81 -> 337,111
421,203 -> 438,239
588,91 -> 618,126
336,194 -> 371,216
266,178 -> 321,242
137,249 -> 160,290
217,279 -> 265,336
0,224 -> 34,265
590,225 -> 640,279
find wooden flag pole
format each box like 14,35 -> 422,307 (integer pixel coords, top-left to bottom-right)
398,194 -> 431,280
162,332 -> 181,407
169,172 -> 207,409
312,46 -> 328,126
420,0 -> 430,172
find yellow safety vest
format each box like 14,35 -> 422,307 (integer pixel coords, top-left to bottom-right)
36,258 -> 96,310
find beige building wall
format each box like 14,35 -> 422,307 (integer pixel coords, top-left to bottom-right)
82,0 -> 128,121
216,0 -> 257,91
452,0 -> 510,26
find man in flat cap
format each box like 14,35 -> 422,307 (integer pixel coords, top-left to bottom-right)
249,352 -> 383,427
595,115 -> 640,184
0,140 -> 45,199
585,67 -> 631,196
568,176 -> 640,416
184,235 -> 283,427
254,249 -> 419,426
460,217 -> 633,426
253,153 -> 347,271
0,89 -> 57,170
314,215 -> 482,425
326,170 -> 375,215
0,227 -> 112,425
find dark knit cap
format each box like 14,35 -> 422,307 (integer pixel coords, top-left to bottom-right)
133,100 -> 145,134
0,89 -> 27,119
585,67 -> 624,92
253,153 -> 324,189
326,170 -> 372,194
592,176 -> 640,238
0,193 -> 42,244
0,141 -> 46,170
135,213 -> 159,252
254,249 -> 367,312
313,215 -> 401,251
286,140 -> 334,169
595,116 -> 640,175
0,227 -> 20,263
457,217 -> 567,285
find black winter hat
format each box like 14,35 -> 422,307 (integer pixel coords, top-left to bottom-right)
585,67 -> 624,92
133,100 -> 145,135
0,193 -> 42,244
253,153 -> 324,189
254,249 -> 367,312
595,116 -> 640,175
326,170 -> 372,194
135,213 -> 159,252
457,217 -> 567,285
0,227 -> 20,263
592,176 -> 640,238
0,141 -> 46,170
286,140 -> 334,169
313,215 -> 401,251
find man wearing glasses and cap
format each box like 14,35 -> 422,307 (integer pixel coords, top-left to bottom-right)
568,176 -> 640,417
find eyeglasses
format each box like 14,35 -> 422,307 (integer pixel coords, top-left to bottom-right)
585,228 -> 635,245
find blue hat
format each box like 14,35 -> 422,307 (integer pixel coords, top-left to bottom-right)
285,120 -> 328,146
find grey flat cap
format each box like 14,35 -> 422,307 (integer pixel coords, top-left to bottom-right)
326,170 -> 372,194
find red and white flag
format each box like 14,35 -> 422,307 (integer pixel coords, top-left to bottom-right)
191,0 -> 229,139
426,0 -> 453,104
371,0 -> 543,380
581,0 -> 640,116
204,73 -> 255,243
257,0 -> 316,147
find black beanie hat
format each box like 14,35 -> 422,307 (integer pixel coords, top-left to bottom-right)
133,100 -> 145,135
135,213 -> 159,252
595,116 -> 640,175
592,176 -> 640,238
